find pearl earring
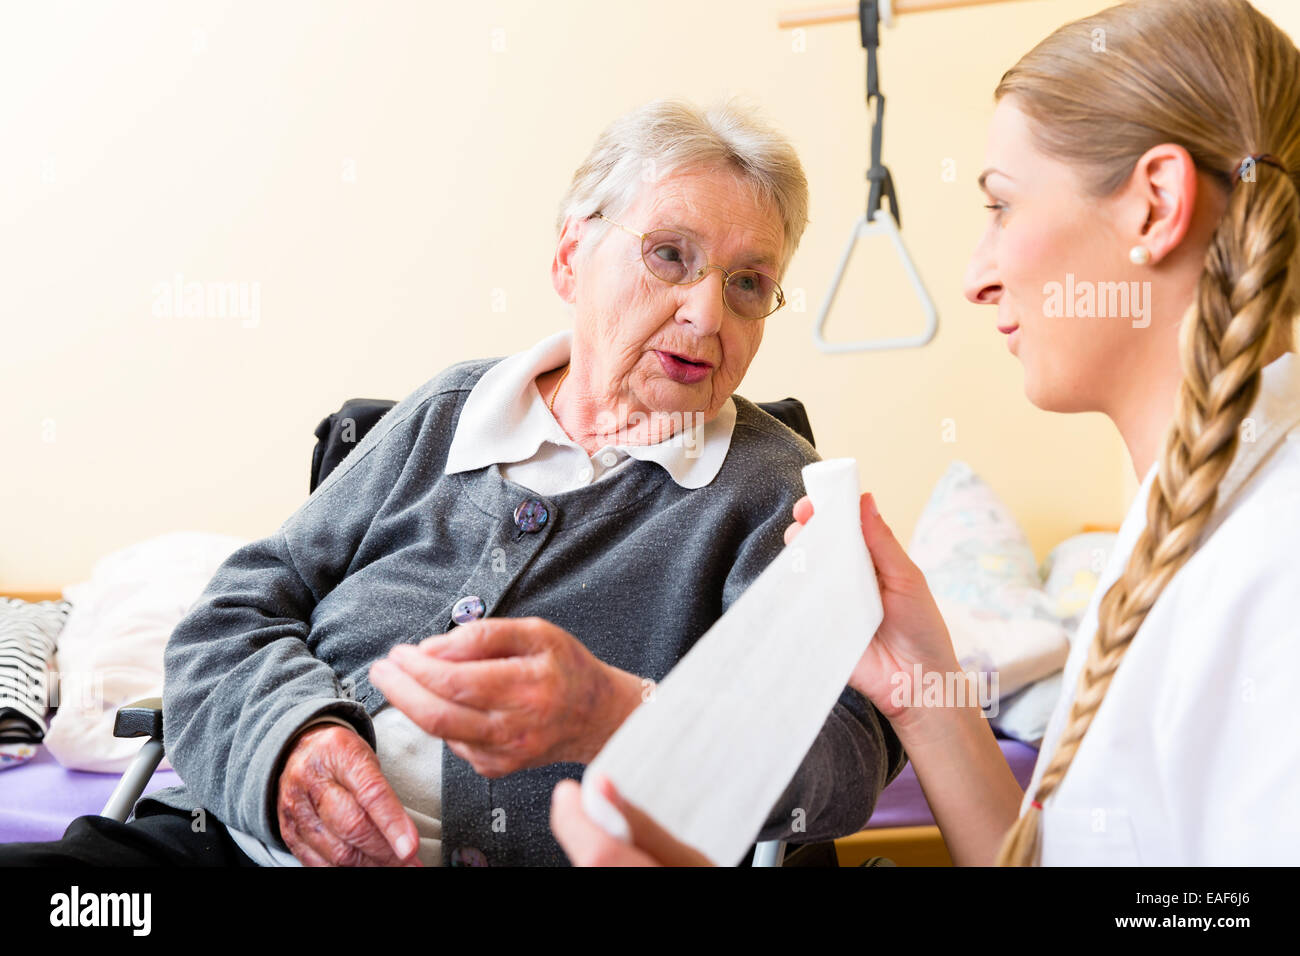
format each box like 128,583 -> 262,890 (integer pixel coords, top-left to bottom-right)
1129,245 -> 1151,266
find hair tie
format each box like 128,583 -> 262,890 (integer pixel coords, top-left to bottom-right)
1030,800 -> 1043,811
1232,153 -> 1288,184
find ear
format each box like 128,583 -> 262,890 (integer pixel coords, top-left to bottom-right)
1128,143 -> 1198,264
552,215 -> 587,304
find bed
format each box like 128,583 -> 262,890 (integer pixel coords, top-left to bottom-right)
2,587 -> 1039,865
836,735 -> 1039,865
2,434 -> 1106,865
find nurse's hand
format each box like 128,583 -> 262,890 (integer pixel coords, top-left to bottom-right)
785,492 -> 959,731
550,773 -> 714,867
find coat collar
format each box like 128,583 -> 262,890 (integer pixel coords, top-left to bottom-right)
1212,349 -> 1300,518
1133,350 -> 1300,538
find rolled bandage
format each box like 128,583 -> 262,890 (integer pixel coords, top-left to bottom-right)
581,458 -> 883,865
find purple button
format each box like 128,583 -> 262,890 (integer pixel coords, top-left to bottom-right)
450,847 -> 488,867
513,498 -> 548,533
451,595 -> 485,625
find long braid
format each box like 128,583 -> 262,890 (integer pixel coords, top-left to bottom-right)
998,159 -> 1299,865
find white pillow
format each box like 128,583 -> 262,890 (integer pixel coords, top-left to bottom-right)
44,531 -> 248,773
989,672 -> 1064,746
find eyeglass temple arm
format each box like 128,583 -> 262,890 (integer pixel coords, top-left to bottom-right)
589,211 -> 644,241
813,207 -> 939,353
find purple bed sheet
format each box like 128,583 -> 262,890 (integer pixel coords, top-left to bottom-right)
863,735 -> 1040,830
0,746 -> 181,844
0,734 -> 1040,846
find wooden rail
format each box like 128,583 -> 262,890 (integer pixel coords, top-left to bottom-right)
779,0 -> 1036,29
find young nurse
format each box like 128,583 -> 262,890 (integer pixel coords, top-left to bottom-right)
550,0 -> 1300,865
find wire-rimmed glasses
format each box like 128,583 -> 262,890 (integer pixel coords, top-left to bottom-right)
590,211 -> 785,320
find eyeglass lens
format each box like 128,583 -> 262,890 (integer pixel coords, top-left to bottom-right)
639,230 -> 780,319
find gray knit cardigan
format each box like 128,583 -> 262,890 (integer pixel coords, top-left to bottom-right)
135,356 -> 904,865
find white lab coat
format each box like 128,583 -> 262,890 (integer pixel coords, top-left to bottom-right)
1024,351 -> 1300,865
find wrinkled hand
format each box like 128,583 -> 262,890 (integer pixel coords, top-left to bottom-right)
550,773 -> 713,866
368,617 -> 644,777
784,492 -> 960,728
276,723 -> 421,867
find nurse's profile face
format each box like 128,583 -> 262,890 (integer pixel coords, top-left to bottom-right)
962,96 -> 1164,415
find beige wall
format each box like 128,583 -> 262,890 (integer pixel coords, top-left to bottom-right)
4,0 -> 1296,589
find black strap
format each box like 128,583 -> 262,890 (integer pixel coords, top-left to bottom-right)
859,0 -> 900,227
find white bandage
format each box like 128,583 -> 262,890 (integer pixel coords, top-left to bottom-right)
582,458 -> 883,865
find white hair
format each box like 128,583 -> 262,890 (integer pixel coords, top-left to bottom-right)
556,98 -> 809,278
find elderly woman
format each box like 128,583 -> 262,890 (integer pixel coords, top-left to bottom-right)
0,99 -> 901,868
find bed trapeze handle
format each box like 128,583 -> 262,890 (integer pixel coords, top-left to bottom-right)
812,207 -> 939,354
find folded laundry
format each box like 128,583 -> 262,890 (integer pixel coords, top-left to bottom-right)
0,598 -> 72,769
582,458 -> 883,864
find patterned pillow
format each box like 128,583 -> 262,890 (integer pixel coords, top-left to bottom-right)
992,531 -> 1119,744
1040,531 -> 1118,631
908,461 -> 1071,706
0,597 -> 72,770
909,462 -> 1118,744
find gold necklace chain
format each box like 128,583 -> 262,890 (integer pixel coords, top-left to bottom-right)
548,364 -> 571,414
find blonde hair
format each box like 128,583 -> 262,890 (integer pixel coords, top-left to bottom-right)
994,0 -> 1300,865
555,98 -> 810,278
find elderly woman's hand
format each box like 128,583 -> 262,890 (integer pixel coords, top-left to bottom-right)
550,772 -> 713,866
277,723 -> 422,867
368,617 -> 646,777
